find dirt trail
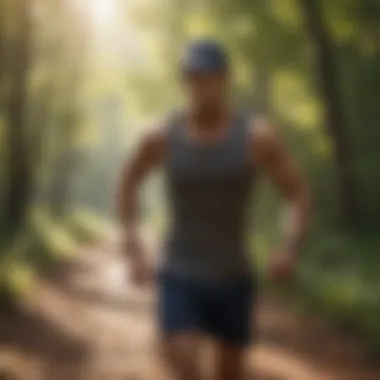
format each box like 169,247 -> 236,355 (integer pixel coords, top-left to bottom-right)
1,239 -> 379,380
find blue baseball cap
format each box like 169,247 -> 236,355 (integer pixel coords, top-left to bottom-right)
180,39 -> 229,74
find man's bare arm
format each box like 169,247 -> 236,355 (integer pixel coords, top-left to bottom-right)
116,126 -> 166,285
117,126 -> 165,240
252,117 -> 310,257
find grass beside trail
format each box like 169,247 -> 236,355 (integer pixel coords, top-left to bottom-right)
255,229 -> 380,355
0,208 -> 113,311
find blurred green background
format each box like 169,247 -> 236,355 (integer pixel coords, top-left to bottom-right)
0,0 -> 380,351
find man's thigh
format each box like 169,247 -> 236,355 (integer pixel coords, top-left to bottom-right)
157,272 -> 202,336
157,273 -> 256,379
204,277 -> 256,347
157,273 -> 204,379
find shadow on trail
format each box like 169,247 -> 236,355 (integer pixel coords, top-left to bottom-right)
0,310 -> 88,362
0,307 -> 90,380
257,298 -> 380,380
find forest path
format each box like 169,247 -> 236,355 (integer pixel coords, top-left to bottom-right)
1,235 -> 379,380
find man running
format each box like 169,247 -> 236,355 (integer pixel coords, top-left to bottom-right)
118,39 -> 310,380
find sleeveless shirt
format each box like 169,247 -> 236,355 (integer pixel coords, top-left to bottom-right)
161,110 -> 256,280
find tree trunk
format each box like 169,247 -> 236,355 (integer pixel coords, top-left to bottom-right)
3,0 -> 33,233
300,0 -> 360,228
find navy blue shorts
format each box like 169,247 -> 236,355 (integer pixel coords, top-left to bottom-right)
158,272 -> 256,347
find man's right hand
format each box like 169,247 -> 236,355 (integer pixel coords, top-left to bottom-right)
124,232 -> 154,287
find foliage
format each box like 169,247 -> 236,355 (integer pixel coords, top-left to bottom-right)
0,207 -> 111,310
65,208 -> 113,243
295,232 -> 380,353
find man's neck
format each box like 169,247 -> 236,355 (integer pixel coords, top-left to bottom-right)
189,103 -> 230,132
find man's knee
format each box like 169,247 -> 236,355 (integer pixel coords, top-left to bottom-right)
160,333 -> 200,380
214,342 -> 246,380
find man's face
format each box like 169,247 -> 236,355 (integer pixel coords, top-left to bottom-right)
182,71 -> 229,110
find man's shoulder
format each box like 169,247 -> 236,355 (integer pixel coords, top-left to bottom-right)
142,109 -> 184,145
247,114 -> 284,164
248,114 -> 279,145
140,116 -> 170,147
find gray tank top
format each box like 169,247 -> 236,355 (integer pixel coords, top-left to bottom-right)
162,110 -> 256,280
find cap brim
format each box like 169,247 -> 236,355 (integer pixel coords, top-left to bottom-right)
181,56 -> 228,74
182,63 -> 227,74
